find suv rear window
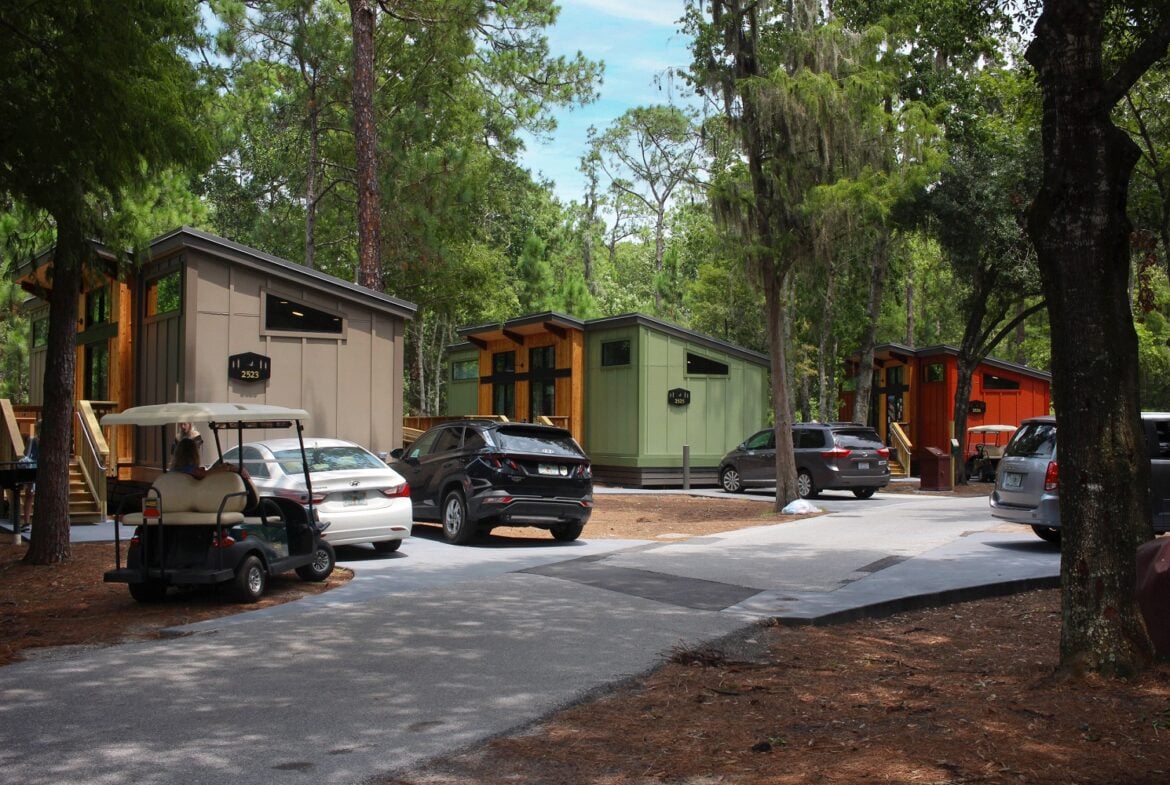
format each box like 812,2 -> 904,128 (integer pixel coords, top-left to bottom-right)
1005,422 -> 1057,458
832,429 -> 884,449
491,427 -> 584,458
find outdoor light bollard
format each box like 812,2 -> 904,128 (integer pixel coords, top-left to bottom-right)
683,445 -> 691,490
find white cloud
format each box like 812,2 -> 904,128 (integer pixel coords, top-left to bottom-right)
571,0 -> 686,27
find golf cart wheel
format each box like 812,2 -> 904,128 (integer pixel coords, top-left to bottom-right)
852,487 -> 877,500
720,467 -> 742,493
442,489 -> 477,545
232,555 -> 267,603
297,541 -> 336,582
797,470 -> 817,499
372,538 -> 402,554
550,523 -> 584,542
128,580 -> 167,604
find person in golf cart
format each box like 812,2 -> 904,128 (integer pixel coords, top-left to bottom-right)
102,403 -> 335,604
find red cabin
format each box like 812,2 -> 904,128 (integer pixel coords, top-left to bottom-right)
838,344 -> 1051,478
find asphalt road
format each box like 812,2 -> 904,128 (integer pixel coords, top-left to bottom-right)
0,492 -> 1058,785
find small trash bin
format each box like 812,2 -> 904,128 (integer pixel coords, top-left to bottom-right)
920,446 -> 953,491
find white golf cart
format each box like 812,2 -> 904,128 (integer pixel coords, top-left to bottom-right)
965,423 -> 1018,482
101,402 -> 335,603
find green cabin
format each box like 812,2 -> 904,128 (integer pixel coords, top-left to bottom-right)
444,312 -> 770,486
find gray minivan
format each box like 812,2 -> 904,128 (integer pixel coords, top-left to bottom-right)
719,422 -> 890,499
990,412 -> 1170,543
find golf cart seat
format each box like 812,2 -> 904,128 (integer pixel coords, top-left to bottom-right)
121,471 -> 249,526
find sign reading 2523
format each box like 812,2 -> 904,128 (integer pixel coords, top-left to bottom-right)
229,352 -> 271,383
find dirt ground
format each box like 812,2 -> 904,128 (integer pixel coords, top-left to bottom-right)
6,488 -> 1167,785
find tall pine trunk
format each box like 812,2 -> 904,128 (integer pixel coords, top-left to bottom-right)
24,199 -> 85,565
349,0 -> 382,291
1026,3 -> 1155,676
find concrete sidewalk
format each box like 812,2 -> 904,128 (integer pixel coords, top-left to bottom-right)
0,492 -> 1060,785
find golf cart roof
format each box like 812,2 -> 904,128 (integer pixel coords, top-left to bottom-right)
101,402 -> 311,429
967,424 -> 1017,434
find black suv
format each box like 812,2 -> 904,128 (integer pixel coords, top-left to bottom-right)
390,420 -> 593,544
719,422 -> 891,499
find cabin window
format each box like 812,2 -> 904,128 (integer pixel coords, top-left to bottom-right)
493,381 -> 515,419
31,317 -> 48,349
983,373 -> 1020,391
146,271 -> 182,316
530,345 -> 555,370
492,351 -> 515,374
84,285 -> 111,328
601,340 -> 630,367
925,363 -> 945,383
451,359 -> 478,381
687,352 -> 729,376
262,292 -> 345,337
83,343 -> 109,400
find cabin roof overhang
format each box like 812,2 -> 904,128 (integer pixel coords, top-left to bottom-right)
457,311 -> 586,348
855,343 -> 1052,383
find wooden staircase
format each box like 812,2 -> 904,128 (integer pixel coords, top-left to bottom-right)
20,459 -> 105,524
68,459 -> 104,522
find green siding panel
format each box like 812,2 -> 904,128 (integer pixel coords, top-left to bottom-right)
584,328 -> 640,461
444,348 -> 480,416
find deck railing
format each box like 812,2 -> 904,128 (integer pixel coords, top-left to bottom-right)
75,401 -> 110,519
890,421 -> 913,476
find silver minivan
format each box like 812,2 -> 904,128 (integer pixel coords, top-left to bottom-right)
990,412 -> 1170,543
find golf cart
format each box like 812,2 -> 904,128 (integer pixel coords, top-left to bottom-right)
101,402 -> 335,603
965,423 -> 1018,482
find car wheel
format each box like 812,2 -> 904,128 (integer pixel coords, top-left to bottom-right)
232,555 -> 267,603
720,466 -> 742,493
1032,525 -> 1061,545
372,538 -> 402,554
296,541 -> 336,582
550,523 -> 583,542
852,487 -> 877,500
796,470 -> 817,499
128,580 -> 167,604
442,489 -> 477,545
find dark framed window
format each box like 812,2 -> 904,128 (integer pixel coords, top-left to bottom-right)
530,345 -> 555,370
686,352 -> 728,376
492,351 -> 515,374
84,285 -> 111,328
983,373 -> 1020,391
146,270 -> 182,316
452,359 -> 478,381
601,339 -> 631,367
531,379 -> 555,417
925,363 -> 945,383
493,382 -> 515,418
84,343 -> 109,400
31,317 -> 48,349
263,292 -> 344,335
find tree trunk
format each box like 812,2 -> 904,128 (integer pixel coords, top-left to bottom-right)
23,202 -> 85,565
349,0 -> 382,291
905,272 -> 915,347
852,233 -> 890,425
952,358 -> 975,484
817,260 -> 837,418
766,271 -> 798,509
1025,4 -> 1155,676
304,84 -> 319,270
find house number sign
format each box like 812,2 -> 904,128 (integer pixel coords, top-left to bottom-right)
667,387 -> 691,407
229,352 -> 271,382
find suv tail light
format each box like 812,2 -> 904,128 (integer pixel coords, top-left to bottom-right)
820,447 -> 852,459
488,454 -> 520,472
1044,461 -> 1059,492
574,464 -> 592,480
876,447 -> 890,459
380,481 -> 410,498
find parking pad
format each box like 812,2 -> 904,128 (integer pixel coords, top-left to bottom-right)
522,559 -> 761,611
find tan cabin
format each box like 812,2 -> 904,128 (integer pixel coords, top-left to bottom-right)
3,227 -> 417,520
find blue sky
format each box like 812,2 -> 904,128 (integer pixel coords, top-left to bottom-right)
520,1 -> 696,205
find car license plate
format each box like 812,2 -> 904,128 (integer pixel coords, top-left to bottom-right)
1003,473 -> 1024,490
343,491 -> 367,506
857,462 -> 870,470
538,463 -> 564,476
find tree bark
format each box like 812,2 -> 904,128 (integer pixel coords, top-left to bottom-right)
23,199 -> 85,565
1025,2 -> 1158,676
304,82 -> 320,270
765,271 -> 799,508
349,0 -> 382,291
852,233 -> 890,425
